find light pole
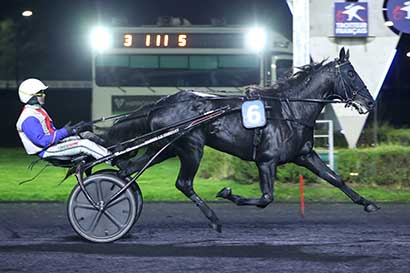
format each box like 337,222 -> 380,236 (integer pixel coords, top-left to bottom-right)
245,27 -> 268,87
15,10 -> 33,86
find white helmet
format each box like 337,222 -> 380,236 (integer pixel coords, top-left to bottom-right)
18,78 -> 48,103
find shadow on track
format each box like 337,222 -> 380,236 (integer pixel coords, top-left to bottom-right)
0,243 -> 373,262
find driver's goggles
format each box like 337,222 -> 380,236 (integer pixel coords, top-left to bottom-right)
34,91 -> 46,97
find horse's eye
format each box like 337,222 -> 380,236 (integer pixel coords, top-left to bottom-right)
348,70 -> 355,78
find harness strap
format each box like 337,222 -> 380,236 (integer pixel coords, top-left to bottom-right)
252,127 -> 263,160
282,99 -> 315,128
266,106 -> 315,127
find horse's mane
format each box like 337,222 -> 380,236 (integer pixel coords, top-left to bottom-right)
247,59 -> 330,95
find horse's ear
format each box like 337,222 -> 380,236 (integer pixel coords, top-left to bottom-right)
339,47 -> 346,61
346,49 -> 350,60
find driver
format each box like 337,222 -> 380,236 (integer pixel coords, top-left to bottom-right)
16,78 -> 111,161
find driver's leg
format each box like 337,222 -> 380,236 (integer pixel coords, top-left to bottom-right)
41,139 -> 110,160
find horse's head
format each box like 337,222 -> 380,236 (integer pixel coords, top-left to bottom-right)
332,48 -> 375,114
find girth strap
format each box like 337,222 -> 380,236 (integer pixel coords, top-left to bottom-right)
252,127 -> 263,160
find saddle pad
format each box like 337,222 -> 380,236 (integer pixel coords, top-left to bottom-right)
241,100 -> 266,129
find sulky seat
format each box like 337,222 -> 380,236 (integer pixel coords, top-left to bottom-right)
43,155 -> 89,168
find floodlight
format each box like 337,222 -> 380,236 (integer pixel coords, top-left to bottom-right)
245,27 -> 267,52
22,10 -> 33,17
90,26 -> 112,52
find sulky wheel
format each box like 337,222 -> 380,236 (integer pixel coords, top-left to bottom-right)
91,169 -> 143,222
67,173 -> 142,243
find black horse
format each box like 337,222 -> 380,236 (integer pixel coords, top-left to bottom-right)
106,48 -> 379,232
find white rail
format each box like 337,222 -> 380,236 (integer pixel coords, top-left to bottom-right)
314,120 -> 334,170
0,80 -> 92,89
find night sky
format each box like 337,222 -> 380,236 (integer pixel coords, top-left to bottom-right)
0,0 -> 408,126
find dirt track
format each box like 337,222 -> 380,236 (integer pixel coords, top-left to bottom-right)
0,202 -> 409,273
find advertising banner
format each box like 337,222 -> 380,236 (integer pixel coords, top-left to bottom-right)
385,0 -> 410,33
112,95 -> 163,114
335,2 -> 368,37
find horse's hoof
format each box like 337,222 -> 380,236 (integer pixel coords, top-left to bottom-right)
256,203 -> 269,209
209,222 -> 222,233
364,203 -> 381,213
256,194 -> 273,209
216,187 -> 232,199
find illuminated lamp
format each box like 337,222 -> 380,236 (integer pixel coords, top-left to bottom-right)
245,27 -> 267,52
90,26 -> 112,52
22,10 -> 33,17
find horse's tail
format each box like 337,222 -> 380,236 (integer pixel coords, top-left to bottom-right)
104,103 -> 153,146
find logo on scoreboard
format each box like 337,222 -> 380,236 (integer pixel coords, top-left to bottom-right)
112,96 -> 164,114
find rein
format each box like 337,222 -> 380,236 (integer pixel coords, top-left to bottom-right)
257,60 -> 362,105
101,92 -> 346,121
256,95 -> 344,104
88,91 -> 345,129
89,59 -> 365,127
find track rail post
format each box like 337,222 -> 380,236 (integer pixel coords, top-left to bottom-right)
299,175 -> 305,218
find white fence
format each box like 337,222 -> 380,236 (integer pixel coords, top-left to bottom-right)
314,120 -> 334,170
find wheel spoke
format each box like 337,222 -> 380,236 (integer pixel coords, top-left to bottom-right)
103,209 -> 125,228
87,210 -> 103,233
105,195 -> 128,209
96,180 -> 103,202
74,203 -> 98,210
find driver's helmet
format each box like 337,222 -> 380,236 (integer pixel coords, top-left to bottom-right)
18,78 -> 48,103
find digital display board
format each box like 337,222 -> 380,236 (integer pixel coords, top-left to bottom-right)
115,33 -> 244,48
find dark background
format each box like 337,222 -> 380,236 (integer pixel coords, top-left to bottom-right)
0,0 -> 292,80
0,0 -> 408,147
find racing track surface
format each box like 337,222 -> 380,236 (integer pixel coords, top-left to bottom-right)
0,202 -> 409,273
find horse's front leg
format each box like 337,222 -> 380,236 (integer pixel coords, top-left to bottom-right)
217,160 -> 276,208
294,151 -> 380,212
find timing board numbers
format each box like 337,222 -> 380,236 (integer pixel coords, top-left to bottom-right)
119,33 -> 243,48
123,34 -> 132,47
123,33 -> 188,48
241,100 -> 266,129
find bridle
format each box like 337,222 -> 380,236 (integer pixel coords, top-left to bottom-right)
333,59 -> 369,112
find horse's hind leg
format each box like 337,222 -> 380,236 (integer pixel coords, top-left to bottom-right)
174,141 -> 222,232
294,151 -> 380,212
217,160 -> 276,208
118,147 -> 175,177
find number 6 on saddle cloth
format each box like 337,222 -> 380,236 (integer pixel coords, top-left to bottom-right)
241,100 -> 267,129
